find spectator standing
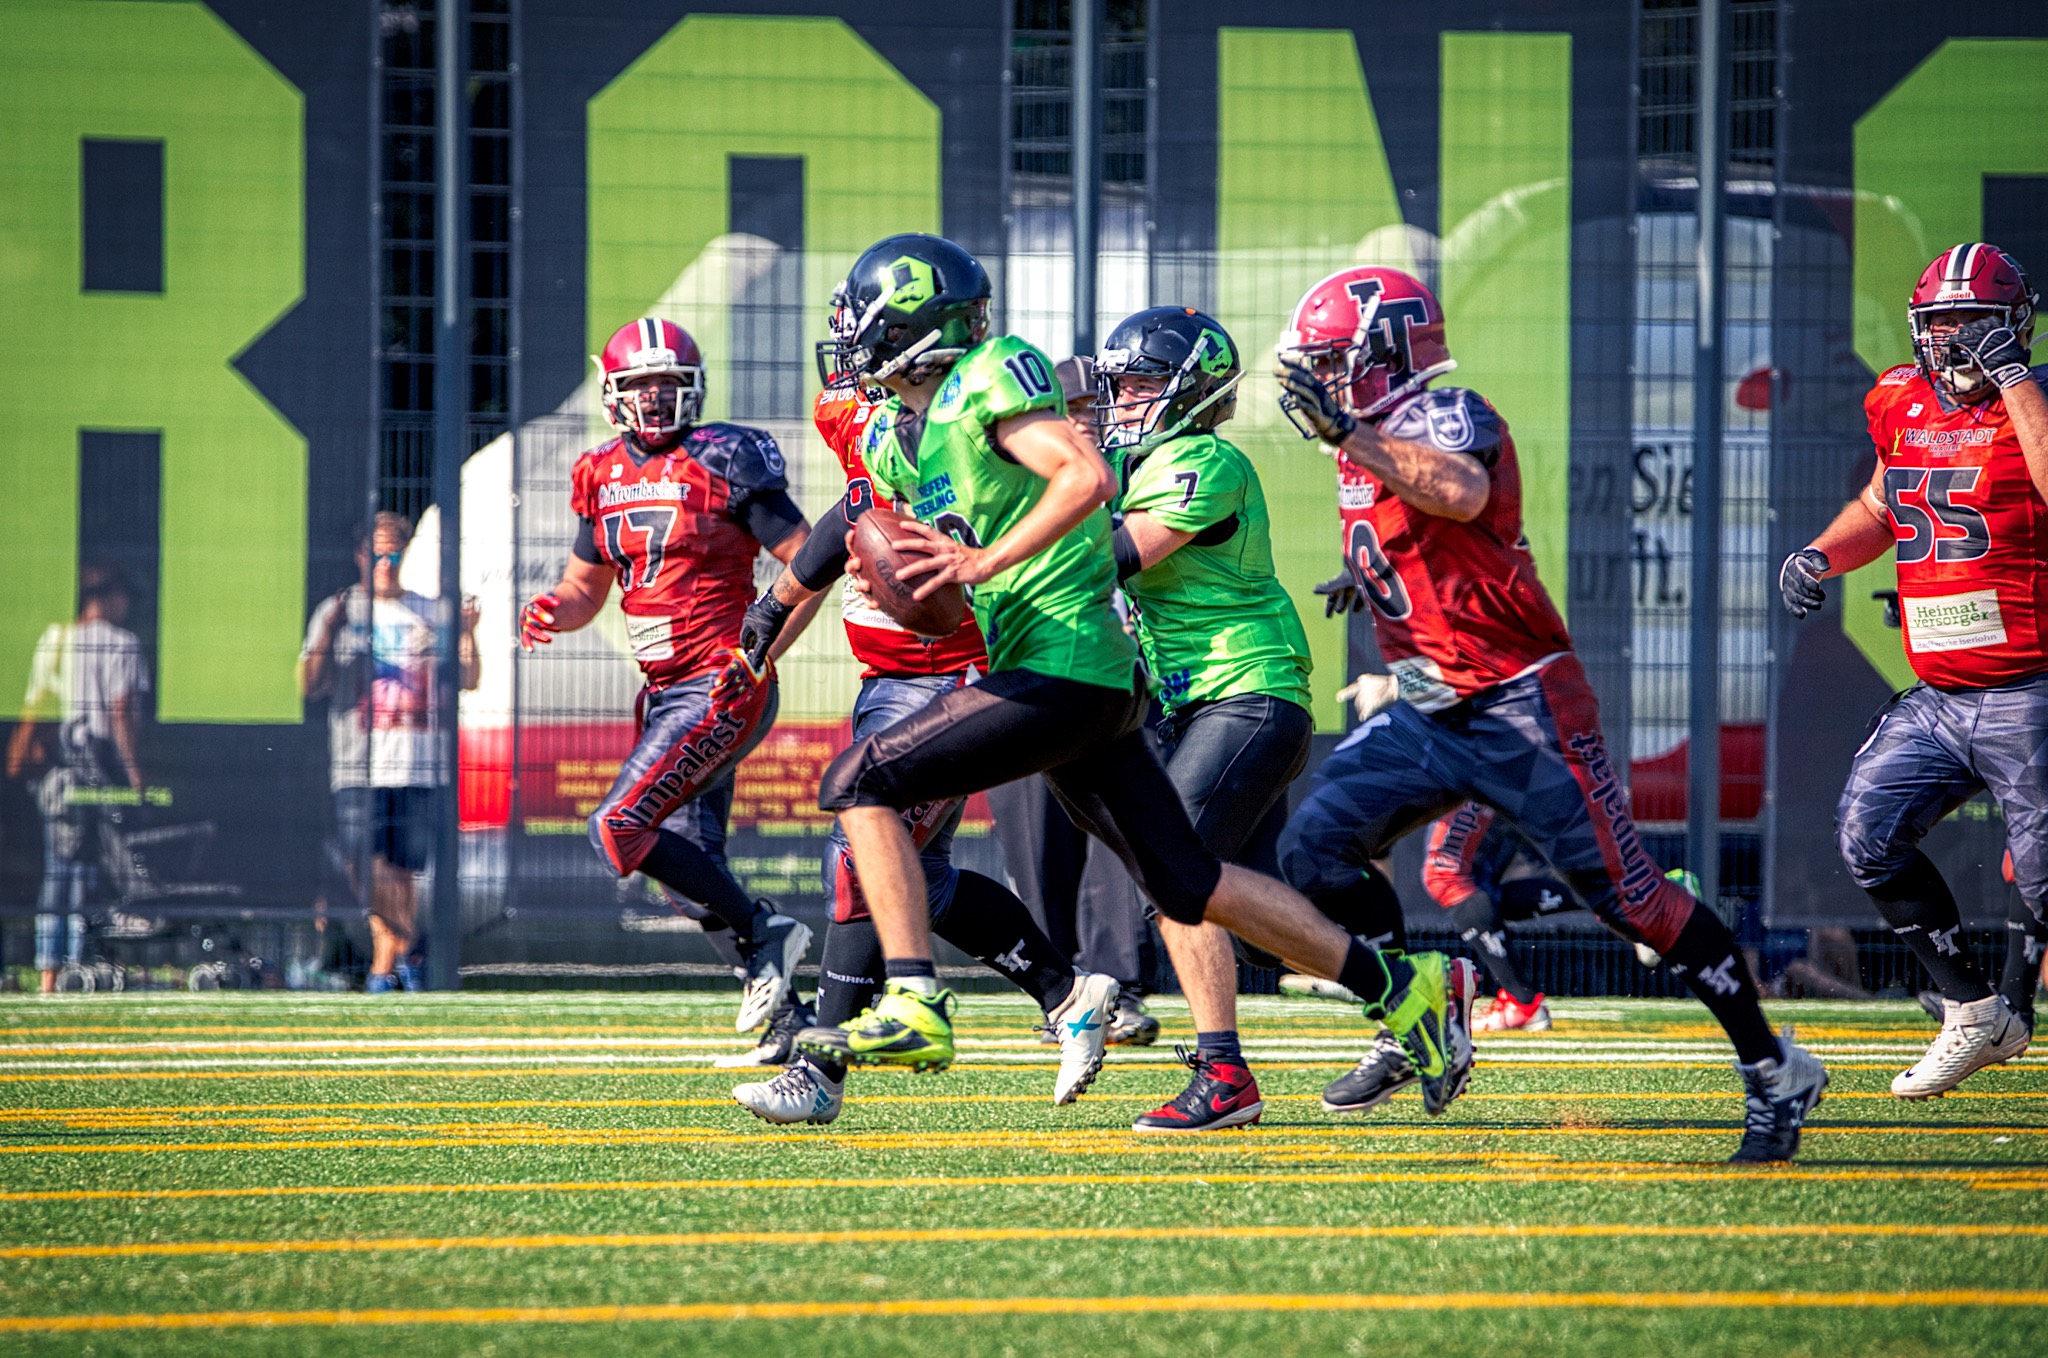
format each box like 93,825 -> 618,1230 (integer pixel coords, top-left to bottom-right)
299,513 -> 479,992
6,565 -> 148,993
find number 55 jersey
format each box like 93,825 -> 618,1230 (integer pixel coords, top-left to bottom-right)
1335,386 -> 1572,711
1865,362 -> 2048,689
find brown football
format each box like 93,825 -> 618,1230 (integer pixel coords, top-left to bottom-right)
850,504 -> 970,639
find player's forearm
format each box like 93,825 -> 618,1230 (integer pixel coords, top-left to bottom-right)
1807,495 -> 1895,575
1338,427 -> 1489,520
980,458 -> 1108,577
111,701 -> 142,789
2003,381 -> 2048,505
1117,511 -> 1196,573
544,573 -> 608,632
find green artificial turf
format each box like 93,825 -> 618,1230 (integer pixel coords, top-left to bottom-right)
0,993 -> 2043,1355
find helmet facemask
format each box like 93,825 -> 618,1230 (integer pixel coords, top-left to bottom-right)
601,366 -> 701,444
1095,330 -> 1241,454
1911,301 -> 2035,403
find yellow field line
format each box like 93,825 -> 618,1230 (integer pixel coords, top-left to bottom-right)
6,1165 -> 2046,1205
2,1121 -> 2039,1157
1,1088 -> 2042,1123
5,1288 -> 2047,1333
4,1221 -> 2043,1264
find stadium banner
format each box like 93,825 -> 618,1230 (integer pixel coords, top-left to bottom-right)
1765,4 -> 2048,927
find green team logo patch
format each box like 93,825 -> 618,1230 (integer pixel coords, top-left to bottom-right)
886,256 -> 937,313
1196,329 -> 1235,375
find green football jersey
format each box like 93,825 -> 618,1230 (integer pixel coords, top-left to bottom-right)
859,335 -> 1140,689
1115,431 -> 1312,714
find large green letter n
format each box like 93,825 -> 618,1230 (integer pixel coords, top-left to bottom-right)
0,1 -> 305,723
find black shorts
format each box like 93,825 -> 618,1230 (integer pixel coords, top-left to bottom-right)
818,668 -> 1224,924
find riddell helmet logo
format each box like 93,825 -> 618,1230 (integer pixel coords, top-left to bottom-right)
886,256 -> 936,314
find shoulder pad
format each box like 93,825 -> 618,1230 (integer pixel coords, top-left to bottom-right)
1379,387 -> 1503,462
1876,364 -> 1920,387
685,422 -> 789,493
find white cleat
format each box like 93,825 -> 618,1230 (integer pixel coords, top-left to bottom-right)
733,1058 -> 843,1125
1046,970 -> 1120,1105
1279,972 -> 1362,1004
1891,994 -> 2030,1100
736,913 -> 813,1034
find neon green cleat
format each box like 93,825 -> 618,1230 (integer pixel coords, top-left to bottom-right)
796,981 -> 957,1073
1370,951 -> 1475,1114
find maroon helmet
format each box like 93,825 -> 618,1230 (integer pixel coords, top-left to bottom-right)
593,318 -> 705,441
1909,243 -> 2036,401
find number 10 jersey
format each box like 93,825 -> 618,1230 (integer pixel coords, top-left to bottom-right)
1335,385 -> 1572,712
1866,363 -> 2048,690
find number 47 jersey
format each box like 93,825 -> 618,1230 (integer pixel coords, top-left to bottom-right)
1336,386 -> 1572,712
1866,363 -> 2048,689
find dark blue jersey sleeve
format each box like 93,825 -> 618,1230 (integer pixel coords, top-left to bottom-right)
1381,387 -> 1504,469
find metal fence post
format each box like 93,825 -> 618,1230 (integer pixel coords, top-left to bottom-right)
429,0 -> 468,990
1071,0 -> 1099,356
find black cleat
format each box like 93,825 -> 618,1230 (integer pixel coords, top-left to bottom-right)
1917,989 -> 1945,1023
1729,1028 -> 1829,1164
715,992 -> 817,1068
1322,1029 -> 1416,1113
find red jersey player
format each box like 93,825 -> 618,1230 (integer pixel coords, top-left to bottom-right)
518,317 -> 821,1033
728,382 -> 1119,1125
1782,241 -> 2046,1096
1273,266 -> 1825,1162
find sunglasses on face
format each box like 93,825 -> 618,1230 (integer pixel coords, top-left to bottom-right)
373,552 -> 404,567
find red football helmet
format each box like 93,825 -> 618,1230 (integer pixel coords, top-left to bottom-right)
1909,243 -> 2036,401
593,318 -> 705,441
1278,266 -> 1455,427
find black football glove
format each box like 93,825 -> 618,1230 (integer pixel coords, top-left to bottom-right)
1954,318 -> 2034,391
1275,355 -> 1358,445
1778,547 -> 1830,620
737,591 -> 793,670
1313,570 -> 1363,617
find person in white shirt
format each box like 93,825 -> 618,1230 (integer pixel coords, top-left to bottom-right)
6,565 -> 148,993
299,513 -> 479,992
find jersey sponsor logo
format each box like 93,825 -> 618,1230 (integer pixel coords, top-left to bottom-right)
1568,731 -> 1665,910
1898,427 -> 1994,448
1903,588 -> 2008,653
625,613 -> 676,662
597,479 -> 690,509
1338,479 -> 1377,510
911,472 -> 958,520
1388,655 -> 1458,711
1157,667 -> 1193,704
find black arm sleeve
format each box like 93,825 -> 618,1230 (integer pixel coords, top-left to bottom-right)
789,492 -> 855,592
572,517 -> 602,564
739,488 -> 806,551
1111,523 -> 1143,582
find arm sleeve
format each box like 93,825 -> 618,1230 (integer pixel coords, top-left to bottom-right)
1111,523 -> 1144,582
571,517 -> 602,564
789,492 -> 854,592
740,489 -> 806,551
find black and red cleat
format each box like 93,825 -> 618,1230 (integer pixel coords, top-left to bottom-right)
1131,1045 -> 1264,1132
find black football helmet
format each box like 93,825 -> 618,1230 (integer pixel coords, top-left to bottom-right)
1093,307 -> 1241,453
816,234 -> 992,388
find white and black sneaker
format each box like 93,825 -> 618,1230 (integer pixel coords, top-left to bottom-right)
1105,985 -> 1161,1046
1892,994 -> 2030,1100
1045,971 -> 1120,1105
732,1058 -> 843,1126
715,992 -> 817,1068
1730,1028 -> 1828,1163
1322,1028 -> 1415,1113
735,909 -> 812,1034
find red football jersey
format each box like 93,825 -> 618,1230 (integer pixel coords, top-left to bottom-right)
569,423 -> 787,685
1337,386 -> 1573,711
813,389 -> 986,679
1865,363 -> 2048,689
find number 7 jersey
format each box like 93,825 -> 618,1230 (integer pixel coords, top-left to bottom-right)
1866,363 -> 2048,689
1336,386 -> 1572,711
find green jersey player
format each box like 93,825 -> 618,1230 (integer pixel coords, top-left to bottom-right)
737,234 -> 1468,1111
1094,306 -> 1318,1131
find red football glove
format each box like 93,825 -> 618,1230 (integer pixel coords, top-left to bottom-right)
519,593 -> 562,651
709,645 -> 770,704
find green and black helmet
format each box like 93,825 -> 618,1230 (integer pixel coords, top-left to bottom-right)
817,233 -> 993,388
1093,307 -> 1241,453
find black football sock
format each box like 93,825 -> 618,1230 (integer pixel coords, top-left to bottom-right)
637,830 -> 760,942
1865,851 -> 1991,1002
2000,897 -> 2046,1021
935,870 -> 1075,1012
810,919 -> 886,1083
1196,1030 -> 1244,1067
1659,906 -> 1780,1065
883,956 -> 939,996
1337,937 -> 1403,1013
1448,891 -> 1538,1005
1311,870 -> 1407,952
